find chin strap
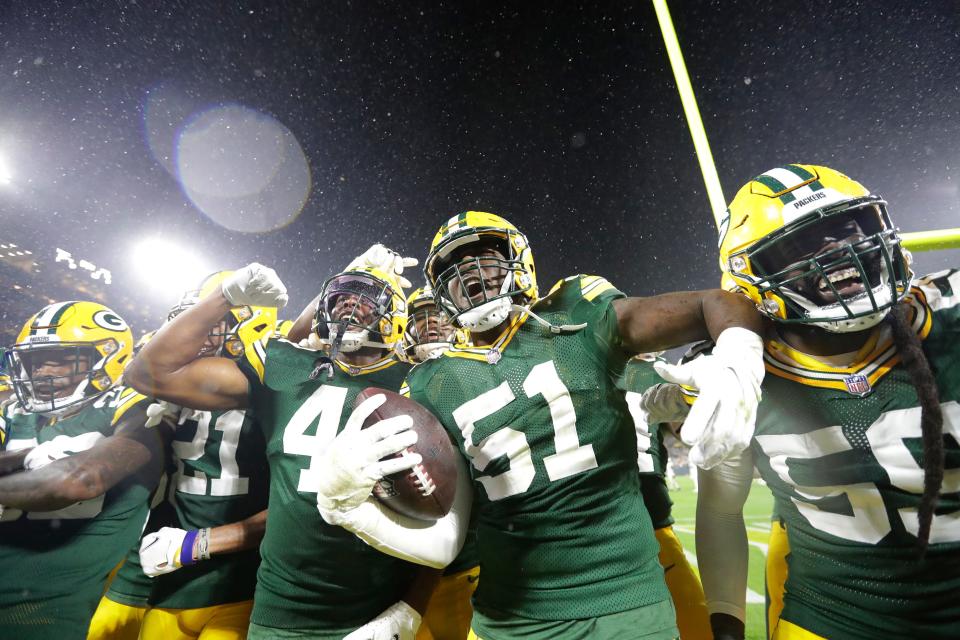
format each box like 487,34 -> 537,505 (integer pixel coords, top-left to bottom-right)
310,330 -> 343,381
514,304 -> 587,334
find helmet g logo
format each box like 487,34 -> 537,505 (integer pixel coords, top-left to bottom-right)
92,310 -> 129,332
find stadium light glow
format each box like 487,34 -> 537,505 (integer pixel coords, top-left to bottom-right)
131,237 -> 210,299
0,152 -> 12,186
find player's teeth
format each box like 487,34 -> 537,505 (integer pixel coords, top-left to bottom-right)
820,267 -> 859,290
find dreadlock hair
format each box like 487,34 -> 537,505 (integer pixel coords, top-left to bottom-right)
885,301 -> 944,553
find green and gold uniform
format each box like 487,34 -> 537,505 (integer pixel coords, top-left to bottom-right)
405,276 -> 676,640
695,270 -> 960,639
89,498 -> 173,640
93,407 -> 268,640
620,358 -> 711,640
148,408 -> 269,608
0,398 -> 41,451
239,338 -> 417,638
419,522 -> 480,640
0,387 -> 154,640
765,507 -> 789,640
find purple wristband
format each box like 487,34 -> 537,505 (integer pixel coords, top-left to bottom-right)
180,530 -> 199,566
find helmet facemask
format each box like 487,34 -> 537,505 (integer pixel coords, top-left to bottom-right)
5,342 -> 114,415
432,235 -> 534,333
315,272 -> 400,354
403,302 -> 458,363
733,198 -> 912,332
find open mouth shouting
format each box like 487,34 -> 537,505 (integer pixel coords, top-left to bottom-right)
817,266 -> 866,297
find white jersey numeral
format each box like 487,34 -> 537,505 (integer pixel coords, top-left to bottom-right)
451,360 -> 596,501
1,432 -> 106,522
174,410 -> 251,497
866,402 -> 960,543
754,401 -> 960,544
281,385 -> 348,493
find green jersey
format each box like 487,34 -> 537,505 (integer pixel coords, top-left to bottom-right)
750,270 -> 960,639
0,398 -> 41,451
619,358 -> 674,530
240,338 -> 417,634
149,407 -> 269,609
405,275 -> 671,621
105,496 -> 178,608
0,387 -> 153,639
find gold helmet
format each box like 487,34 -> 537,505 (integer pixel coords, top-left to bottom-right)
5,301 -> 133,415
719,164 -> 912,333
168,271 -> 277,359
719,271 -> 742,294
424,211 -> 537,332
313,265 -> 407,354
399,286 -> 465,363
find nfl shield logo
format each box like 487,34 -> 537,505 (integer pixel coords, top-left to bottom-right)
843,374 -> 872,397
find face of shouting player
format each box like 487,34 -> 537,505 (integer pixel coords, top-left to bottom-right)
26,349 -> 93,401
443,244 -> 510,313
754,207 -> 885,306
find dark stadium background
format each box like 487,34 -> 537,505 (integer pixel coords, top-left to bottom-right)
1,1 -> 958,344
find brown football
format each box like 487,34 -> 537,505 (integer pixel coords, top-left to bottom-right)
355,387 -> 459,521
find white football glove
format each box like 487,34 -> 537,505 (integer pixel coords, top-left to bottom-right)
343,600 -> 421,640
639,382 -> 691,426
315,393 -> 421,524
140,527 -> 190,577
220,262 -> 289,308
347,244 -> 418,289
653,327 -> 764,470
144,401 -> 188,428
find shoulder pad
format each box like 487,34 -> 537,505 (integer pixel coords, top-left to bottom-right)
914,269 -> 960,313
110,386 -> 150,425
241,334 -> 273,383
546,274 -> 620,302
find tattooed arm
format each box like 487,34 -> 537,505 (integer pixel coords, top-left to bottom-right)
0,403 -> 171,512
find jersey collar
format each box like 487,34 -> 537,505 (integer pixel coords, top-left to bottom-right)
763,286 -> 933,390
444,309 -> 530,363
335,355 -> 401,376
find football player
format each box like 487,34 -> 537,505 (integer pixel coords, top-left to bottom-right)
660,165 -> 960,639
89,273 -> 275,640
86,329 -> 168,640
126,263 -> 471,640
398,286 -> 481,640
399,286 -> 462,363
0,301 -> 173,640
318,211 -> 766,639
620,352 -> 712,640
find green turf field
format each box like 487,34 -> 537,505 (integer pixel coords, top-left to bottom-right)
669,474 -> 775,640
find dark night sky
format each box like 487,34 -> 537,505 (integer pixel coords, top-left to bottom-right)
1,1 -> 958,332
